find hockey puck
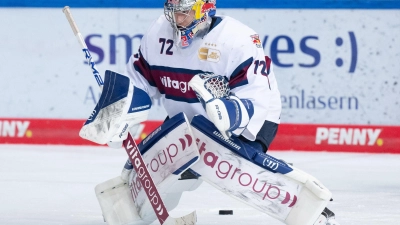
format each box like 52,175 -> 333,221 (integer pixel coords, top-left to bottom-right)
219,210 -> 233,215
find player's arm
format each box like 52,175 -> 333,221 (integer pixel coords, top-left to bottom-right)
189,33 -> 279,141
126,47 -> 162,101
225,34 -> 281,142
189,73 -> 254,139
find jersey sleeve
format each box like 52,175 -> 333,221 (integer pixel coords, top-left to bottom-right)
226,33 -> 282,141
126,21 -> 162,101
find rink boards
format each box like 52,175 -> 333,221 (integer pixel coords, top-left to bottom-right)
0,118 -> 399,153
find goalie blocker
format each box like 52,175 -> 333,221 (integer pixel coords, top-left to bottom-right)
95,113 -> 337,225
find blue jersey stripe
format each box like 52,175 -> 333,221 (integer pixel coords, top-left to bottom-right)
164,95 -> 199,103
1,0 -> 400,9
229,57 -> 252,89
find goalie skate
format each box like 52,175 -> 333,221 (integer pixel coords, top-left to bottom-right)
314,208 -> 340,225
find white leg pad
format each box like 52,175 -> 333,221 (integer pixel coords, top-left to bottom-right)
131,173 -> 203,222
95,175 -> 203,225
284,182 -> 329,225
95,176 -> 147,225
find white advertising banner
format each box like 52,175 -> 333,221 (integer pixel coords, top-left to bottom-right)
0,8 -> 399,125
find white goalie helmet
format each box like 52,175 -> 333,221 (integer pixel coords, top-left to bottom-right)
164,0 -> 216,48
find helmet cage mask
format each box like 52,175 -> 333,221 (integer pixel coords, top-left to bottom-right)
164,0 -> 216,48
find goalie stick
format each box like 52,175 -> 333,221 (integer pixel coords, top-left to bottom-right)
62,6 -> 196,225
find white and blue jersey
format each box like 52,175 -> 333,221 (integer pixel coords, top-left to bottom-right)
126,15 -> 281,142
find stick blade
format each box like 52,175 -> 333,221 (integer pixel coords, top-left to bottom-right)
164,211 -> 197,225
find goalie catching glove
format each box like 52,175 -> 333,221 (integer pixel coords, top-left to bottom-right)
188,73 -> 254,139
79,70 -> 151,145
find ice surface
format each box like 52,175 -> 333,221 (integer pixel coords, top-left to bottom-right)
0,144 -> 399,225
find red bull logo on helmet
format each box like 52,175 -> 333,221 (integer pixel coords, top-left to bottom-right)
201,2 -> 216,13
250,34 -> 262,48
